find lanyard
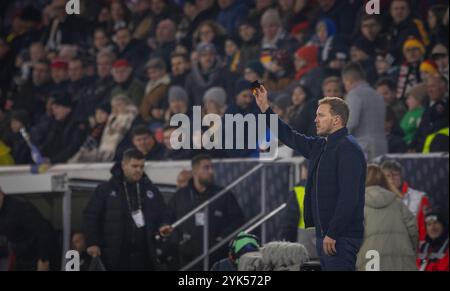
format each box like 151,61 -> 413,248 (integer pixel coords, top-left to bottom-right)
123,182 -> 142,213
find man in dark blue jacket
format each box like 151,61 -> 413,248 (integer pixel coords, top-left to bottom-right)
255,85 -> 366,271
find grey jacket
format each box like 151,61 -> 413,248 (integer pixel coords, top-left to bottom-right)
346,82 -> 388,161
356,186 -> 418,271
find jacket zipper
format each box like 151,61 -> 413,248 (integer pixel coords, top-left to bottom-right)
315,147 -> 325,238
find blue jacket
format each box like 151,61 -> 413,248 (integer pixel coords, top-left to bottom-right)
265,108 -> 366,240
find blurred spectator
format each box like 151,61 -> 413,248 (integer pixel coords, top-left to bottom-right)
385,107 -> 408,153
427,5 -> 449,51
374,52 -> 398,81
400,84 -> 427,146
417,208 -> 449,271
177,0 -> 199,41
203,87 -> 228,116
140,58 -> 171,122
110,0 -> 131,30
356,165 -> 418,271
315,0 -> 354,38
129,0 -> 152,40
300,48 -> 348,100
431,43 -> 449,81
350,38 -> 377,85
420,59 -> 440,83
49,58 -> 70,96
131,125 -> 165,161
321,76 -> 344,99
260,9 -> 298,53
71,231 -> 90,271
271,93 -> 292,124
165,86 -> 191,124
74,51 -> 116,122
112,25 -> 148,70
238,20 -> 261,70
69,102 -> 111,163
42,0 -> 87,50
162,125 -> 193,160
381,160 -> 430,242
0,37 -> 14,103
149,19 -> 178,67
170,53 -> 191,87
343,62 -> 387,161
248,0 -> 276,26
386,0 -> 429,62
355,15 -> 386,57
68,58 -> 93,106
0,188 -> 57,271
185,43 -> 236,106
396,37 -> 425,100
12,59 -> 51,124
264,49 -> 295,94
308,17 -> 337,56
96,95 -> 138,162
375,78 -> 407,122
168,154 -> 244,270
287,85 -> 310,127
83,149 -> 171,271
294,45 -> 318,81
411,76 -> 449,153
39,94 -> 88,164
188,0 -> 221,41
243,60 -> 265,83
216,0 -> 249,34
110,59 -> 145,107
193,20 -> 227,56
224,36 -> 242,74
90,28 -> 114,57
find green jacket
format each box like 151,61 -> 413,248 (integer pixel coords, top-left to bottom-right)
400,107 -> 425,145
110,79 -> 145,107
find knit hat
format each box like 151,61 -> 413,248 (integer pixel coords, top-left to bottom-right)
203,87 -> 227,107
420,60 -> 439,75
168,86 -> 189,103
403,37 -> 425,55
52,93 -> 73,108
425,207 -> 448,231
291,20 -> 310,35
245,60 -> 265,77
235,79 -> 253,95
197,42 -> 217,55
431,43 -> 449,57
295,45 -> 319,64
112,59 -> 131,69
50,59 -> 68,70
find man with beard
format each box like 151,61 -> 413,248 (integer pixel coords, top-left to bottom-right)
167,154 -> 244,270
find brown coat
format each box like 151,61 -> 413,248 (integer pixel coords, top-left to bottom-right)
139,76 -> 170,122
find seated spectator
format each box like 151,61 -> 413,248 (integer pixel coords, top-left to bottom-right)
112,24 -> 148,71
164,86 -> 191,125
110,59 -> 145,107
140,58 -> 171,122
431,43 -> 449,81
294,45 -> 318,81
260,8 -> 298,53
381,160 -> 430,242
40,94 -> 88,164
374,52 -> 399,81
396,37 -> 425,100
243,60 -> 265,83
287,85 -> 309,127
185,43 -> 236,106
170,53 -> 191,87
417,208 -> 449,271
419,59 -> 440,83
400,85 -> 426,146
162,125 -> 193,161
49,58 -> 70,97
411,76 -> 449,153
355,15 -> 386,57
427,5 -> 449,52
193,20 -> 227,56
238,20 -> 261,72
67,58 -> 94,106
130,125 -> 165,161
264,49 -> 295,94
356,165 -> 418,271
149,19 -> 178,67
375,78 -> 407,122
308,17 -> 337,57
89,27 -> 114,57
203,87 -> 228,116
69,102 -> 111,163
97,95 -> 138,162
385,107 -> 408,154
224,36 -> 243,74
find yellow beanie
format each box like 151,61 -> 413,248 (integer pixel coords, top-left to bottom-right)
420,60 -> 439,75
403,38 -> 425,55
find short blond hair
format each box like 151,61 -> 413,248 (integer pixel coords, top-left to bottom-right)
318,97 -> 349,126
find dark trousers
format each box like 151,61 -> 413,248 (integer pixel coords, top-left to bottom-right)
316,237 -> 362,271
